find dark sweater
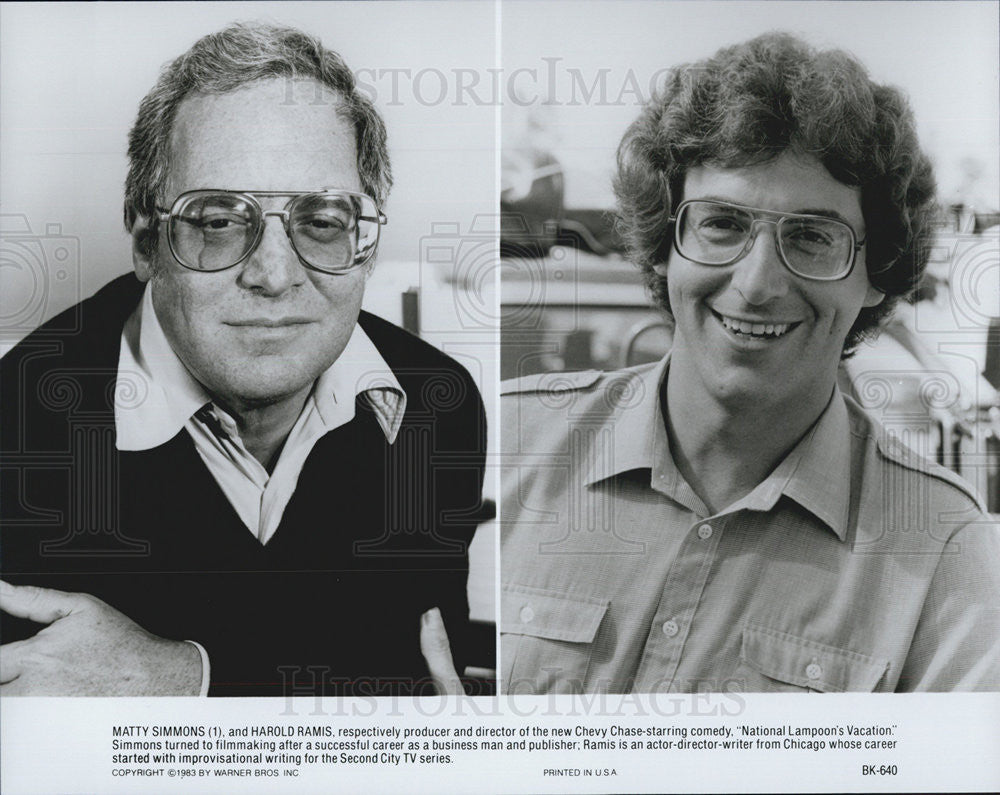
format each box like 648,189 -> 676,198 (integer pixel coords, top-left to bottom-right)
0,273 -> 487,696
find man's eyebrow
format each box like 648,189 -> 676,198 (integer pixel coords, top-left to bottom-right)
795,207 -> 855,225
693,196 -> 858,226
686,196 -> 745,215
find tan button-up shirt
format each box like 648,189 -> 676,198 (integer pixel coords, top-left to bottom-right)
500,356 -> 1000,693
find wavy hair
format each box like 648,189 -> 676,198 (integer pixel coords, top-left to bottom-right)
613,32 -> 936,355
124,21 -> 392,256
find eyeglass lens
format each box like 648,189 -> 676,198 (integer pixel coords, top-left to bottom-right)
676,201 -> 854,278
169,192 -> 376,272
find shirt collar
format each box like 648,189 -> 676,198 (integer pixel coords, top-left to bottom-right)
582,353 -> 851,539
115,284 -> 406,450
581,354 -> 672,483
309,320 -> 407,444
733,388 -> 852,541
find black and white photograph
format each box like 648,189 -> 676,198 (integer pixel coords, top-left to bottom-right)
1,0 -> 999,793
0,0 -> 497,710
499,0 -> 1000,697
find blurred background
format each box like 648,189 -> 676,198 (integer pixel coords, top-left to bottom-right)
501,0 -> 1000,511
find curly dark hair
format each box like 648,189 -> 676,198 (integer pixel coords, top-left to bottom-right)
124,21 -> 392,259
613,32 -> 937,355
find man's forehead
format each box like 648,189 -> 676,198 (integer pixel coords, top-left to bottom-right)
165,77 -> 359,194
169,78 -> 353,149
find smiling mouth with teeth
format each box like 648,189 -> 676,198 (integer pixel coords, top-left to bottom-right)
715,311 -> 795,338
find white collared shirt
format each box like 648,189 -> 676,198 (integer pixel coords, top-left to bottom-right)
115,284 -> 406,546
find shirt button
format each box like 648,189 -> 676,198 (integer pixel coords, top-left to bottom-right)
806,662 -> 823,680
662,620 -> 679,637
519,605 -> 535,623
697,524 -> 713,539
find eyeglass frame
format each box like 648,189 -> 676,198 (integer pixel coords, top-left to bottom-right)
667,199 -> 866,282
154,188 -> 388,275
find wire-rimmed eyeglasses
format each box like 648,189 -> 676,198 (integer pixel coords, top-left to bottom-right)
155,188 -> 387,274
669,199 -> 865,281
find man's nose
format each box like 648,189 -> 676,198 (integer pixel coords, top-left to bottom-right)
238,215 -> 306,295
729,222 -> 790,305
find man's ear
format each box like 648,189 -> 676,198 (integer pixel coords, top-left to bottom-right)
862,284 -> 885,308
130,217 -> 158,283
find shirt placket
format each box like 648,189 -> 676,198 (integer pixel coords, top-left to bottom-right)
632,514 -> 726,691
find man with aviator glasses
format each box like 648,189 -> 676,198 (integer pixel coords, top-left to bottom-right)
159,189 -> 384,276
500,33 -> 999,693
0,22 -> 486,696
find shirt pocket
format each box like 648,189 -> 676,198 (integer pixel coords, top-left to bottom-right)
733,622 -> 890,693
500,583 -> 609,694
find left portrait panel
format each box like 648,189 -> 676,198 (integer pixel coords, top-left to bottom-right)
0,1 -> 498,702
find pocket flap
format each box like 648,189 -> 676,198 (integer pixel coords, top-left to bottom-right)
501,583 -> 609,643
741,623 -> 889,692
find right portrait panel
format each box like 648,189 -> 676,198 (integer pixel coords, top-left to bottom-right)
500,0 -> 1000,698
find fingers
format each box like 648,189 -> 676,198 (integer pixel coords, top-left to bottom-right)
0,580 -> 82,624
0,638 -> 29,684
420,607 -> 463,695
